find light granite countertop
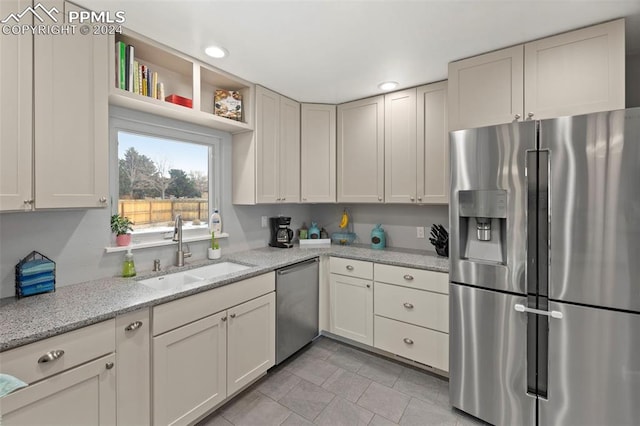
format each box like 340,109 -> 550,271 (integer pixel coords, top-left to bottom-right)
0,245 -> 448,352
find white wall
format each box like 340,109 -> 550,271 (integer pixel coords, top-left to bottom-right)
0,130 -> 312,299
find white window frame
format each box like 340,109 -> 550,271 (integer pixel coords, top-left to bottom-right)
109,107 -> 222,250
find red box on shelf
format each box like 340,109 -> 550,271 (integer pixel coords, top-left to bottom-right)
165,94 -> 193,108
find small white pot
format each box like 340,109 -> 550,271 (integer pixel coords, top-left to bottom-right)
208,248 -> 221,260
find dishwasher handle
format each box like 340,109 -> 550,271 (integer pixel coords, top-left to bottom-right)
277,258 -> 319,275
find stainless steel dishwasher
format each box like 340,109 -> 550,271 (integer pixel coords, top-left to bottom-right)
275,257 -> 319,364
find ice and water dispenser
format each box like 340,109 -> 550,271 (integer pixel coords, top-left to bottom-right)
457,190 -> 507,264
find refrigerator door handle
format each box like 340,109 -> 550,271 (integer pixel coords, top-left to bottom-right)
514,303 -> 563,319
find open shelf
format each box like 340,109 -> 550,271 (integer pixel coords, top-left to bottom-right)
109,29 -> 253,134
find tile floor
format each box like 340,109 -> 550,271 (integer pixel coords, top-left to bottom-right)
197,337 -> 484,426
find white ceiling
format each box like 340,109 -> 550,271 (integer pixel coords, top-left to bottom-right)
77,0 -> 640,104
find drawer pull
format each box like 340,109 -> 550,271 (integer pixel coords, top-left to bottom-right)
124,321 -> 143,331
366,284 -> 371,288
106,362 -> 114,370
346,265 -> 354,271
230,313 -> 236,318
221,316 -> 227,322
403,274 -> 414,281
38,349 -> 65,364
403,338 -> 414,345
403,302 -> 414,309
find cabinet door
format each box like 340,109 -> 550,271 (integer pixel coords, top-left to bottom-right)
227,292 -> 275,396
524,19 -> 624,120
329,274 -> 373,345
116,309 -> 150,426
384,89 -> 417,203
0,0 -> 33,211
1,354 -> 116,425
301,104 -> 336,203
448,45 -> 524,131
337,96 -> 384,203
153,311 -> 227,426
255,85 -> 280,203
279,96 -> 300,203
417,81 -> 449,204
33,0 -> 109,209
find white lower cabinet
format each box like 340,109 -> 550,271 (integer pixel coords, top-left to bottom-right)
151,273 -> 276,425
116,309 -> 151,426
373,264 -> 449,372
0,354 -> 116,425
329,258 -> 374,345
227,292 -> 276,396
0,319 -> 117,425
153,311 -> 228,426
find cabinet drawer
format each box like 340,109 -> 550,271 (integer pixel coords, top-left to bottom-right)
0,319 -> 115,384
330,257 -> 373,280
153,272 -> 275,336
374,282 -> 448,333
374,316 -> 448,372
374,263 -> 448,294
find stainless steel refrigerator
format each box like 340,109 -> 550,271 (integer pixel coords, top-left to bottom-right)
449,108 -> 640,426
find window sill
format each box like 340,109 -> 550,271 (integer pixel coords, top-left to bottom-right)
104,233 -> 229,253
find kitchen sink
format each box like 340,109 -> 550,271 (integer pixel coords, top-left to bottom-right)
138,272 -> 204,291
138,262 -> 251,291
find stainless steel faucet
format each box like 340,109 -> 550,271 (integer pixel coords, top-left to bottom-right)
173,214 -> 191,266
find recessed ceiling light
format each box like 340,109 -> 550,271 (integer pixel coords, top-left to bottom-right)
378,81 -> 398,91
204,46 -> 228,59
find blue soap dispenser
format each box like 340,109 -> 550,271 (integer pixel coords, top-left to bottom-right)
371,224 -> 386,250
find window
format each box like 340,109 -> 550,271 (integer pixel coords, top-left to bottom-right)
110,108 -> 221,245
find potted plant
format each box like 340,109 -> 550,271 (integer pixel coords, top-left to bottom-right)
111,214 -> 134,246
208,231 -> 221,259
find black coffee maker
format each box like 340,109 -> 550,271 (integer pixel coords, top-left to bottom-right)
269,217 -> 294,248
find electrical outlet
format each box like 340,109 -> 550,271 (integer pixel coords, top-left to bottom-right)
416,226 -> 425,239
261,216 -> 268,228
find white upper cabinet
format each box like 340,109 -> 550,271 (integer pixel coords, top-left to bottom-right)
524,19 -> 625,120
0,0 -> 33,211
278,96 -> 301,203
384,89 -> 417,203
34,0 -> 109,208
337,96 -> 385,203
448,45 -> 524,131
448,19 -> 625,131
301,104 -> 336,203
236,85 -> 299,204
255,86 -> 280,203
417,81 -> 449,204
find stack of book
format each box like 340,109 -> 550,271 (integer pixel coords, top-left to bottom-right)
116,41 -> 165,100
15,251 -> 56,298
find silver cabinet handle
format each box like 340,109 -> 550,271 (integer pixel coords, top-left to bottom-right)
410,196 -> 415,202
23,199 -> 34,205
366,284 -> 371,288
230,313 -> 236,318
106,362 -> 114,370
403,338 -> 414,345
282,197 -> 286,201
346,265 -> 354,271
527,112 -> 534,119
514,113 -> 521,120
99,197 -> 107,203
125,321 -> 143,331
514,304 -> 563,319
38,350 -> 65,363
403,274 -> 414,281
221,316 -> 227,322
403,302 -> 414,309
378,196 -> 383,202
417,197 -> 422,202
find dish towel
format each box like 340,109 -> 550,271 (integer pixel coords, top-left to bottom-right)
0,373 -> 27,398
